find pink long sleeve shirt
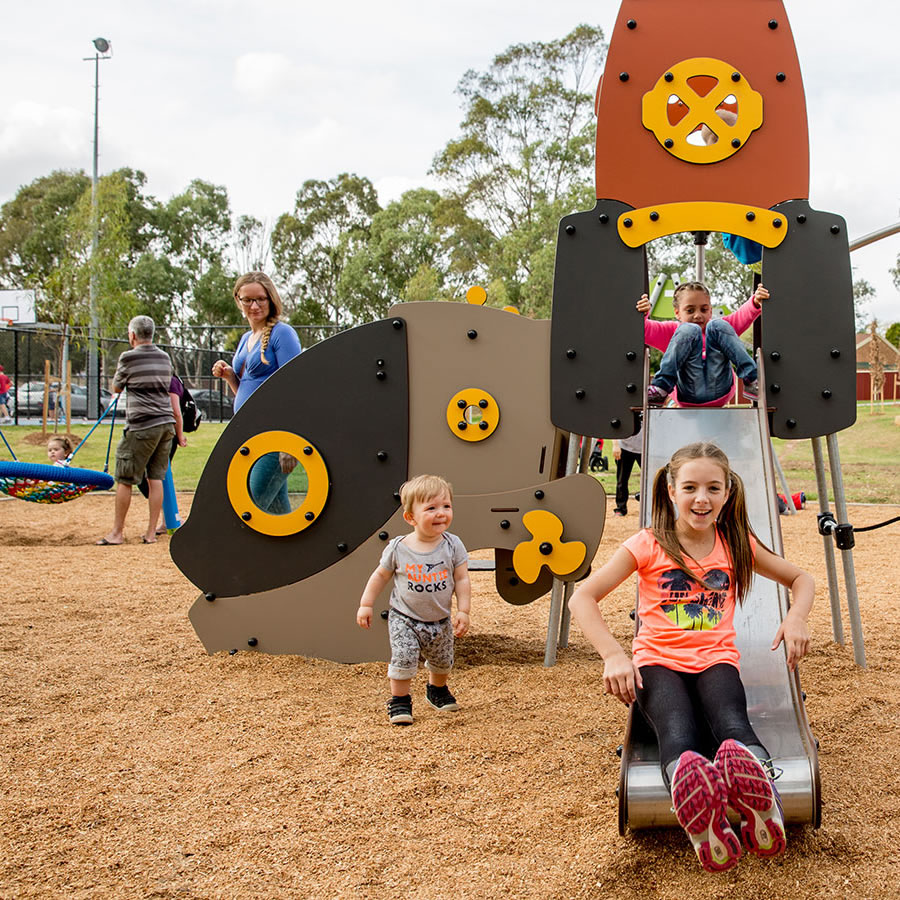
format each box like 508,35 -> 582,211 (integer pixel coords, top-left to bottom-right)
644,296 -> 761,407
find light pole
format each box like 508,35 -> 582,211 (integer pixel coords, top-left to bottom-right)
85,37 -> 112,419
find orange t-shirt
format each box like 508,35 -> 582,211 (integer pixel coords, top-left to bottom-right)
623,528 -> 756,673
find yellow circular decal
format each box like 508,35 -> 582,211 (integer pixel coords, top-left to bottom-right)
226,430 -> 329,537
641,57 -> 762,164
446,388 -> 500,442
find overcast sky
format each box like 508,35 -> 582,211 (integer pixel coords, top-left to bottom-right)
2,0 -> 898,322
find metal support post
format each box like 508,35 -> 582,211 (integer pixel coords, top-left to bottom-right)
771,444 -> 797,514
811,437 -> 843,644
544,431 -> 581,666
825,433 -> 866,666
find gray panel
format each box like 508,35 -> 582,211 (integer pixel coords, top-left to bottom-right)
762,201 -> 856,439
620,407 -> 819,829
171,319 -> 409,597
550,200 -> 646,439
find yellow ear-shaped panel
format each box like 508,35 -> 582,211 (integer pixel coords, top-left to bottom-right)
446,388 -> 500,442
226,430 -> 329,537
512,510 -> 586,584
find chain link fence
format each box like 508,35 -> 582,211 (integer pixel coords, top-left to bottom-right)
0,323 -> 340,425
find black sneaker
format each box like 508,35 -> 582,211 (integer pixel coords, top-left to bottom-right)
426,684 -> 460,711
387,694 -> 413,725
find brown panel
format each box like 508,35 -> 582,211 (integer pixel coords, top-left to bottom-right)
189,475 -> 607,661
397,301 -> 561,494
595,0 -> 808,210
494,549 -> 554,606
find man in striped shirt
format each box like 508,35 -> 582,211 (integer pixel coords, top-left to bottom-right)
96,316 -> 175,546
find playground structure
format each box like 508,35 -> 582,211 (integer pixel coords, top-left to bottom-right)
171,0 -> 869,836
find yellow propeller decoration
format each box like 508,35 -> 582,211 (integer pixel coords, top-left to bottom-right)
512,509 -> 586,584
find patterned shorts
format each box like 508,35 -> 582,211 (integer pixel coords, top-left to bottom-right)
387,609 -> 454,681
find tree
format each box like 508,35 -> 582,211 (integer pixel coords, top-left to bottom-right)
0,170 -> 91,292
886,321 -> 900,348
232,214 -> 272,274
272,173 -> 380,327
339,188 -> 472,319
852,278 -> 875,332
431,24 -> 607,317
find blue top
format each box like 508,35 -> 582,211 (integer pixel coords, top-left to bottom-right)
231,321 -> 302,411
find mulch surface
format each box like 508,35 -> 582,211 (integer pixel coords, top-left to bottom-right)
1,493 -> 897,899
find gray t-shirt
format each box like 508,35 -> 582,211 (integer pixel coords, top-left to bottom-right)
380,532 -> 468,622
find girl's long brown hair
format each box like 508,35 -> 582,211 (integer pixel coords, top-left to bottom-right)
233,272 -> 284,365
651,442 -> 758,604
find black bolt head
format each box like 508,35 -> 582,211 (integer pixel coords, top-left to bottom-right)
619,72 -> 629,82
500,520 -> 510,529
457,398 -> 467,408
478,398 -> 489,408
771,384 -> 781,393
303,445 -> 313,455
626,383 -> 637,393
797,214 -> 807,223
478,421 -> 489,430
380,610 -> 389,620
566,348 -> 577,359
392,319 -> 403,329
575,389 -> 586,399
509,577 -> 519,587
240,446 -> 250,455
731,138 -> 741,148
565,223 -> 576,235
539,542 -> 553,556
204,592 -> 216,603
378,531 -> 388,540
247,637 -> 258,647
623,218 -> 633,228
457,421 -> 467,430
610,418 -> 621,428
376,370 -> 386,380
649,211 -> 659,221
773,218 -> 782,228
241,511 -> 251,521
337,543 -> 348,552
467,329 -> 477,340
534,490 -> 545,500
626,351 -> 637,361
305,511 -> 315,521
786,418 -> 797,428
830,224 -> 840,234
376,358 -> 385,366
768,19 -> 778,29
770,351 -> 781,361
376,450 -> 388,460
776,72 -> 786,82
746,211 -> 756,221
626,18 -> 637,28
664,138 -> 674,148
599,213 -> 609,224
831,348 -> 841,358
664,72 -> 674,82
822,389 -> 832,399
393,491 -> 401,501
731,72 -> 741,82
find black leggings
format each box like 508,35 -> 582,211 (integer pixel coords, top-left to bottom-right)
635,663 -> 766,778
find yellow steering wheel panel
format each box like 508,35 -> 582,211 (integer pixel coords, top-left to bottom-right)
446,388 -> 500,442
642,57 -> 763,164
226,430 -> 329,537
512,510 -> 586,584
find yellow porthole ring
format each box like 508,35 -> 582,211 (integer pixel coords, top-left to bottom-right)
226,430 -> 329,537
641,57 -> 763,164
446,388 -> 500,442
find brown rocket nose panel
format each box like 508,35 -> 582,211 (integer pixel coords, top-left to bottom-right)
595,0 -> 808,209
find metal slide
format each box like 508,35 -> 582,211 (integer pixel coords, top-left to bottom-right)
618,406 -> 820,832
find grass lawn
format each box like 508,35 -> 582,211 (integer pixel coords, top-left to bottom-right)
3,403 -> 898,503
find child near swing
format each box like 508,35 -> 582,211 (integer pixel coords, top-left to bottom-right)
47,435 -> 74,467
569,441 -> 813,872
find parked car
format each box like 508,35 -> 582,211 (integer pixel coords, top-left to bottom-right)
14,382 -> 118,419
192,388 -> 234,421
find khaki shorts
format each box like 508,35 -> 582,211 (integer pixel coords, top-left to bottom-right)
115,424 -> 175,486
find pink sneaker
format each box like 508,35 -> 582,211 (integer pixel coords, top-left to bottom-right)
714,739 -> 786,857
671,751 -> 742,872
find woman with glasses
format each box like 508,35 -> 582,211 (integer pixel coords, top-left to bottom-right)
212,272 -> 302,514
